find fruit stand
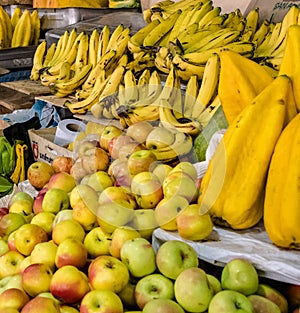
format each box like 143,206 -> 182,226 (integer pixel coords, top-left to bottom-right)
1,0 -> 300,312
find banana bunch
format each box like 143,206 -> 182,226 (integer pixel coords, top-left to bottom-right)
0,6 -> 41,49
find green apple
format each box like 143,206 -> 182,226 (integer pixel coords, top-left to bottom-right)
135,273 -> 175,309
117,276 -> 139,309
0,239 -> 8,255
221,258 -> 259,296
47,172 -> 76,193
99,125 -> 123,151
109,225 -> 141,259
156,240 -> 199,280
208,290 -> 254,313
55,238 -> 87,269
126,120 -> 154,144
20,294 -> 61,313
127,149 -> 158,176
207,274 -> 222,295
248,294 -> 281,313
50,265 -> 90,304
174,267 -> 214,312
88,255 -> 130,293
30,240 -> 58,271
0,287 -> 30,311
51,218 -> 86,245
14,223 -> 48,256
151,163 -> 173,184
120,237 -> 157,278
176,203 -> 213,241
87,170 -> 115,193
0,250 -> 24,278
0,273 -> 23,293
84,226 -> 111,258
22,263 -> 53,297
8,199 -> 34,222
30,211 -> 56,236
256,283 -> 288,313
27,161 -> 55,190
59,304 -> 80,313
0,212 -> 26,240
80,289 -> 124,313
142,298 -> 185,313
154,195 -> 189,231
9,191 -> 34,207
42,188 -> 70,214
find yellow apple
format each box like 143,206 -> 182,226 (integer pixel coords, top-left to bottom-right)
70,158 -> 89,183
176,203 -> 213,241
20,294 -> 61,313
0,250 -> 24,278
14,223 -> 48,256
59,304 -> 80,313
86,170 -> 115,193
9,191 -> 34,207
52,209 -> 74,229
27,161 -> 55,189
126,120 -> 154,144
99,125 -> 123,151
0,239 -> 8,255
47,172 -> 76,193
69,184 -> 99,211
30,240 -> 58,271
127,149 -> 157,176
42,188 -> 70,214
19,256 -> 33,274
8,199 -> 34,222
170,161 -> 198,182
50,265 -> 90,304
118,142 -> 144,160
22,263 -> 53,297
145,126 -> 176,149
7,229 -> 17,251
0,212 -> 26,240
151,163 -> 173,184
0,287 -> 30,311
154,195 -> 190,231
83,226 -> 111,258
30,211 -> 56,236
72,202 -> 98,232
109,226 -> 141,259
52,218 -> 86,245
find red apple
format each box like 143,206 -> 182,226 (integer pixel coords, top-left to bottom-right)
109,134 -> 135,159
27,161 -> 55,189
33,187 -> 48,214
47,172 -> 76,193
0,287 -> 29,311
20,295 -> 61,313
51,156 -> 74,173
0,207 -> 9,219
100,125 -> 123,151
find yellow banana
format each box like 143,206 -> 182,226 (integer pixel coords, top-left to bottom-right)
81,63 -> 106,91
46,30 -> 68,67
11,7 -> 22,31
137,68 -> 151,100
252,19 -> 271,47
97,25 -> 111,61
0,6 -> 12,47
183,74 -> 199,118
30,9 -> 40,46
0,18 -> 5,49
11,9 -> 32,47
105,24 -> 124,53
30,40 -> 47,81
88,28 -> 100,68
42,42 -> 56,67
74,32 -> 89,71
58,61 -> 72,81
189,0 -> 214,26
123,69 -> 138,105
197,6 -> 221,29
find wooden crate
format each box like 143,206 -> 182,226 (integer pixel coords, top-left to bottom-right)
33,0 -> 108,8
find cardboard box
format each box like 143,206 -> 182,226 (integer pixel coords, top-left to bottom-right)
28,127 -> 74,165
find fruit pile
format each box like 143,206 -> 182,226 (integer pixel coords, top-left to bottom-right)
0,6 -> 41,49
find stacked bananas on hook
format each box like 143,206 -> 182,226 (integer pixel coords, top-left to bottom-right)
0,6 -> 40,49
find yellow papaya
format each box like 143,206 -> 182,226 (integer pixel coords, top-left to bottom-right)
264,112 -> 300,249
198,75 -> 290,230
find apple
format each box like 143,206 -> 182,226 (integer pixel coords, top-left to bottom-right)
27,161 -> 55,189
256,283 -> 288,313
98,185 -> 137,209
88,255 -> 130,293
30,240 -> 58,271
174,267 -> 214,312
42,188 -> 70,214
126,120 -> 154,144
14,223 -> 48,256
120,237 -> 157,278
154,195 -> 190,231
0,308 -> 19,313
69,184 -> 99,212
117,276 -> 139,309
21,263 -> 53,297
36,291 -> 61,304
221,258 -> 259,296
72,202 -> 98,232
0,238 -> 8,255
0,273 -> 23,293
286,283 -> 300,310
169,161 -> 198,182
145,126 -> 176,150
70,158 -> 89,182
52,218 -> 86,245
142,298 -> 185,313
127,150 -> 157,176
80,289 -> 124,313
151,163 -> 173,184
109,225 -> 141,259
0,212 -> 26,240
87,170 -> 115,193
118,142 -> 144,160
9,191 -> 34,207
96,200 -> 135,234
135,273 -> 175,309
99,125 -> 123,151
20,295 -> 61,313
19,255 -> 33,274
81,147 -> 110,174
248,294 -> 281,313
7,230 -> 17,251
128,208 -> 159,240
76,139 -> 99,157
0,250 -> 24,278
156,240 -> 199,280
33,187 -> 48,214
0,287 -> 30,311
293,307 -> 300,313
108,158 -> 133,187
0,207 -> 9,219
52,209 -> 74,229
30,211 -> 56,236
208,290 -> 254,313
51,156 -> 74,173
176,203 -> 213,241
162,175 -> 199,203
59,304 -> 80,313
47,172 -> 76,193
207,274 -> 222,295
8,199 -> 34,222
55,238 -> 87,269
50,265 -> 90,304
109,134 -> 135,159
84,226 -> 111,258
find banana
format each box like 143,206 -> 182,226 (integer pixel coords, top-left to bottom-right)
242,7 -> 259,41
108,32 -> 130,67
252,19 -> 271,47
58,61 -> 72,81
40,70 -> 59,86
183,74 -> 199,118
74,32 -> 89,71
43,42 -> 56,67
137,68 -> 151,100
30,9 -> 41,46
128,19 -> 161,53
88,28 -> 100,67
189,0 -> 214,26
126,51 -> 156,75
30,40 -> 47,81
81,63 -> 106,91
192,52 -> 220,119
105,24 -> 124,53
11,9 -> 32,47
0,19 -> 5,49
154,48 -> 172,74
172,53 -> 205,81
97,25 -> 111,61
0,6 -> 13,47
46,30 -> 68,67
176,23 -> 199,44
198,6 -> 221,29
143,9 -> 182,47
90,65 -> 126,118
205,13 -> 227,26
11,6 -> 22,31
123,69 -> 138,105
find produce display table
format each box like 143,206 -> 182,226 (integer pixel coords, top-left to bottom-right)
152,225 -> 300,285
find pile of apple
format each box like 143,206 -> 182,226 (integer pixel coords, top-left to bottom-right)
0,120 -> 299,312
